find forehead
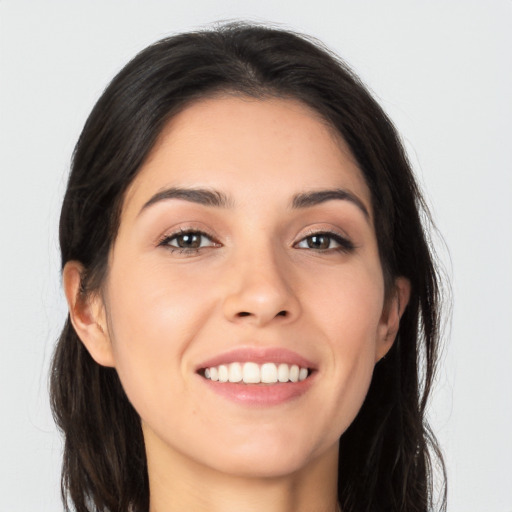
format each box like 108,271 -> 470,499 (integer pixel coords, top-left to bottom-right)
122,96 -> 372,218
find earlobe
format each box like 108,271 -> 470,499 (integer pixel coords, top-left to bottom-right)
376,277 -> 411,362
62,261 -> 115,367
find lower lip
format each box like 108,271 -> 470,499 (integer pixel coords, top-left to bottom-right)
200,375 -> 315,406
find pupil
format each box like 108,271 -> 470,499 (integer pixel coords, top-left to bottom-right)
309,235 -> 329,249
179,234 -> 200,248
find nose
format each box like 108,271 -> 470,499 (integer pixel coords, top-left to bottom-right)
222,245 -> 301,327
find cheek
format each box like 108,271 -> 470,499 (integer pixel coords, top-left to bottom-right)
307,261 -> 385,346
305,266 -> 384,431
107,256 -> 213,344
103,259 -> 215,412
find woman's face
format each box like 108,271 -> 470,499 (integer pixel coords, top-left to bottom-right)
90,96 -> 400,478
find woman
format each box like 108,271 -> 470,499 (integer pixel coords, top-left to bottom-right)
51,22 -> 446,512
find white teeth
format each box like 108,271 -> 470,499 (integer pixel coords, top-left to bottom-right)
289,364 -> 299,383
218,364 -> 229,383
243,362 -> 260,383
277,363 -> 289,382
228,362 -> 243,383
261,363 -> 278,383
203,362 -> 310,384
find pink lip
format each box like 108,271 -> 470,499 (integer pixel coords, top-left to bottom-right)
196,347 -> 316,371
201,377 -> 315,406
196,347 -> 317,406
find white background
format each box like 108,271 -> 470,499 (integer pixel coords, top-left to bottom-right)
1,1 -> 511,511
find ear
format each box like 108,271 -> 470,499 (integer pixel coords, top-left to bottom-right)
375,277 -> 411,362
62,261 -> 115,367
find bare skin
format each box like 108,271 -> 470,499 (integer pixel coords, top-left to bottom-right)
64,96 -> 409,512
145,429 -> 339,512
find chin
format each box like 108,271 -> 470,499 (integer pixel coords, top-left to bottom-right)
195,429 -> 338,479
209,449 -> 319,479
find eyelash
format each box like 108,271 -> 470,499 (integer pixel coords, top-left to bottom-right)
157,229 -> 355,255
295,230 -> 355,253
157,228 -> 219,255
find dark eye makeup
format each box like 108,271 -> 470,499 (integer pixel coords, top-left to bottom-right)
157,228 -> 355,256
295,231 -> 355,252
157,228 -> 220,255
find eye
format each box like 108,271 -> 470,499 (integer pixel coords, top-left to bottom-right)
295,232 -> 354,252
158,229 -> 219,253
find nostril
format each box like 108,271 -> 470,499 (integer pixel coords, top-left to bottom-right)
233,310 -> 289,321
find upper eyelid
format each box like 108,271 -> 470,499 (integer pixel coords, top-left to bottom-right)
294,227 -> 351,242
156,226 -> 354,248
293,229 -> 356,252
157,227 -> 219,246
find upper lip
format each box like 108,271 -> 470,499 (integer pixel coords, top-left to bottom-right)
196,347 -> 316,371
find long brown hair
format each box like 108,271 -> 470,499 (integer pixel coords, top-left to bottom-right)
51,22 -> 446,512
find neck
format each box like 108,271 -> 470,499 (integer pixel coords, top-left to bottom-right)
145,430 -> 340,512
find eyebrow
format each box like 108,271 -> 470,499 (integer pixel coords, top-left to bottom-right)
139,186 -> 369,219
291,189 -> 370,219
140,187 -> 233,214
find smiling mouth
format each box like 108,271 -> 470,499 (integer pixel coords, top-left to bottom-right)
199,362 -> 311,384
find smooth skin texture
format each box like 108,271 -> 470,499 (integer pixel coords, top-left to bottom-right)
64,96 -> 410,512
